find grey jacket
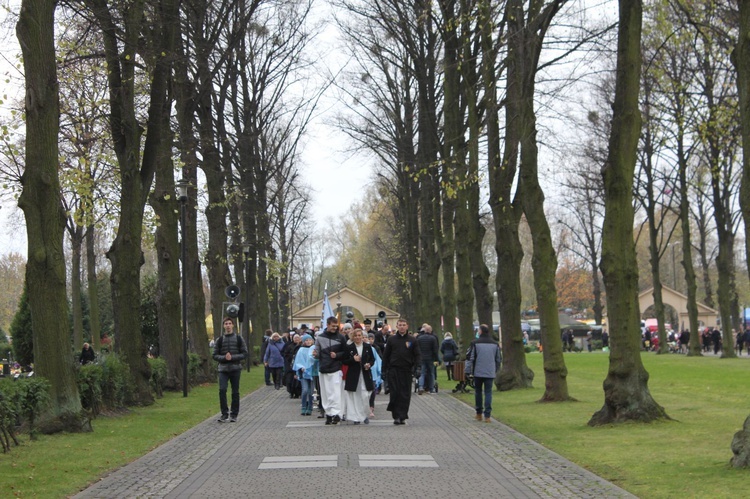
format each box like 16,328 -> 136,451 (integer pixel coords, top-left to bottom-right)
213,333 -> 248,372
465,336 -> 502,379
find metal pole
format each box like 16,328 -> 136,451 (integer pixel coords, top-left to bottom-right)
672,243 -> 677,291
245,249 -> 251,372
180,194 -> 188,397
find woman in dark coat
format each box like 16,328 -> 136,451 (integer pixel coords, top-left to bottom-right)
80,343 -> 96,365
343,328 -> 376,424
440,332 -> 459,380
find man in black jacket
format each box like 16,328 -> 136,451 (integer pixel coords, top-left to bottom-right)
313,316 -> 348,425
416,324 -> 440,394
213,317 -> 248,422
383,318 -> 421,425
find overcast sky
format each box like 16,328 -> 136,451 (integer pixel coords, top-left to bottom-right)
0,3 -> 374,259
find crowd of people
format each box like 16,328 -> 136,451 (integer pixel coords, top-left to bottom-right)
640,325 -> 750,355
212,316 -> 503,426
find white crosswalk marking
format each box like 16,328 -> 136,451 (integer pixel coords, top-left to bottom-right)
258,455 -> 337,469
358,454 -> 438,468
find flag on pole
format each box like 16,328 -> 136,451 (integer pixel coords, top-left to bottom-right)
322,289 -> 334,329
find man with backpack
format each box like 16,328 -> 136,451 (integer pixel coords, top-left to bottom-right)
213,317 -> 248,422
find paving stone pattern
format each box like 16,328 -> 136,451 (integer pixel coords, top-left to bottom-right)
75,384 -> 635,499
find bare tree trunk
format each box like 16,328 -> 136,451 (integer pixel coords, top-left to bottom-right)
172,8 -> 212,378
731,0 -> 750,460
69,225 -> 84,351
674,116 -> 702,356
511,0 -> 570,401
639,86 -> 669,355
86,225 -> 101,352
17,0 -> 86,431
589,0 -> 669,425
439,0 -> 461,340
419,172 -> 442,329
88,0 -> 178,405
480,0 -> 532,389
739,0 -> 750,295
149,111 -> 183,391
520,107 -> 569,401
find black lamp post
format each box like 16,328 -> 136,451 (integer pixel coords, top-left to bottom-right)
177,178 -> 189,397
243,243 -> 251,372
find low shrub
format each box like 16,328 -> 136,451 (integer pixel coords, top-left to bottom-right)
187,353 -> 203,386
78,364 -> 103,416
0,377 -> 50,449
99,354 -> 131,409
148,357 -> 167,398
0,379 -> 20,451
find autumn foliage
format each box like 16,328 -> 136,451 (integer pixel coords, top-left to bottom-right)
556,262 -> 596,314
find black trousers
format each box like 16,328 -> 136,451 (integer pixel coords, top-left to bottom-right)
218,370 -> 241,417
386,368 -> 413,421
270,367 -> 282,388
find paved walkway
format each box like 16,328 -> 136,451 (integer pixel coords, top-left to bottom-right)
75,385 -> 635,499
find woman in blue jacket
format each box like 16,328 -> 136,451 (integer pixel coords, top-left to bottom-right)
264,332 -> 286,389
293,334 -> 315,415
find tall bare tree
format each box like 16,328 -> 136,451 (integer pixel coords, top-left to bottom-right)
731,0 -> 750,466
589,0 -> 669,425
81,0 -> 179,403
336,0 -> 443,326
16,0 -> 86,431
506,0 -> 570,401
488,0 -> 532,390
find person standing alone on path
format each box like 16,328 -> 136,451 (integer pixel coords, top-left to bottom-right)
466,324 -> 502,423
383,318 -> 421,425
313,316 -> 348,425
213,317 -> 248,423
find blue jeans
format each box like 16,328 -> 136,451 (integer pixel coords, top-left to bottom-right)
474,377 -> 494,418
419,361 -> 436,392
219,370 -> 241,417
300,378 -> 313,413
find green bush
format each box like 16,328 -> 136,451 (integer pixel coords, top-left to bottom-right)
188,353 -> 202,386
10,283 -> 33,369
140,274 -> 159,354
13,376 -> 50,440
148,357 -> 167,398
99,354 -> 131,409
77,363 -> 103,416
0,331 -> 11,360
0,379 -> 20,451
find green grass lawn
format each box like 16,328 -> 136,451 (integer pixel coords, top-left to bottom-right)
450,352 -> 750,498
2,354 -> 749,498
0,368 -> 264,498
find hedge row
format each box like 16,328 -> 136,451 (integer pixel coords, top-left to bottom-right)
0,376 -> 51,452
